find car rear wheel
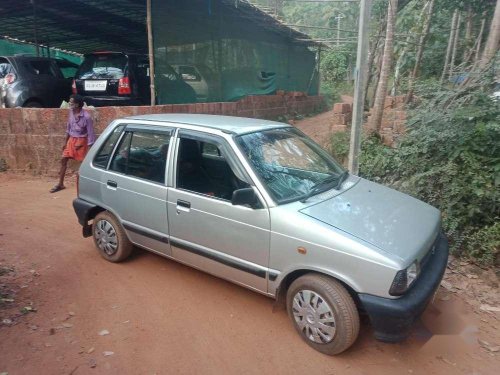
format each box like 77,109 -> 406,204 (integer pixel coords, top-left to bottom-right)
92,211 -> 133,262
286,274 -> 360,355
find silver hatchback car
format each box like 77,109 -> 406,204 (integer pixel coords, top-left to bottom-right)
73,114 -> 448,355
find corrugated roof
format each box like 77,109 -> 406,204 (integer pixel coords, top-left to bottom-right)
0,0 -> 317,55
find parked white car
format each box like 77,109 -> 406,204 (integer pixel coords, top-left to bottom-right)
73,114 -> 449,355
172,64 -> 218,102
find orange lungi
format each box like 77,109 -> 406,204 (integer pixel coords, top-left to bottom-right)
62,136 -> 88,161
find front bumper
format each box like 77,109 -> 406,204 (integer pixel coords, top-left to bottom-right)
358,233 -> 449,342
73,198 -> 100,237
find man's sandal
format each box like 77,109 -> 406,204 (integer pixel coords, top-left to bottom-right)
49,185 -> 66,193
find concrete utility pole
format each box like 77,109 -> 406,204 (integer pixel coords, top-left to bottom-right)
146,0 -> 156,106
335,13 -> 345,46
348,0 -> 372,174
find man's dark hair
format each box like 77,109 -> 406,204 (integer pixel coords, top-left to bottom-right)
70,94 -> 84,108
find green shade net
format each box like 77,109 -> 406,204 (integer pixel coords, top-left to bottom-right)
0,38 -> 82,78
151,0 -> 318,103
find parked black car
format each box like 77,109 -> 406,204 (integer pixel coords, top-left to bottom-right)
74,52 -> 196,106
0,55 -> 77,108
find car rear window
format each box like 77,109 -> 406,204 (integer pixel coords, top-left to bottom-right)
77,54 -> 127,79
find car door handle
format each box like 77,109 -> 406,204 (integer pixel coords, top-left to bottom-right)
176,199 -> 191,213
107,180 -> 118,189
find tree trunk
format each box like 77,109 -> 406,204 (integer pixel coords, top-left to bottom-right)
364,17 -> 386,109
406,0 -> 435,103
440,10 -> 459,84
463,6 -> 473,61
475,15 -> 487,63
370,44 -> 384,108
371,0 -> 398,134
448,12 -> 461,80
392,1 -> 426,96
478,0 -> 500,70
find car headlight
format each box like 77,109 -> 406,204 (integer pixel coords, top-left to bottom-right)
389,261 -> 420,296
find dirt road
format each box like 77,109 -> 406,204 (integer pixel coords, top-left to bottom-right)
0,175 -> 499,374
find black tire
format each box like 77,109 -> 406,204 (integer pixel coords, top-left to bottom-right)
286,273 -> 360,355
92,211 -> 133,262
23,101 -> 43,108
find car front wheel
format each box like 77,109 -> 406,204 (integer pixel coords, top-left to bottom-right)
286,274 -> 360,355
92,211 -> 133,262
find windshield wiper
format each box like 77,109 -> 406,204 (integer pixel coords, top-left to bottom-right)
300,174 -> 341,203
335,170 -> 349,189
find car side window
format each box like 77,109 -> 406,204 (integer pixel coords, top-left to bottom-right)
26,61 -> 58,77
176,137 -> 248,200
93,125 -> 125,169
110,130 -> 171,184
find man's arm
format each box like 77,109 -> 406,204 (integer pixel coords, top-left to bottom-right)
86,115 -> 96,146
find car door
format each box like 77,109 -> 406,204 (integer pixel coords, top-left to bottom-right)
50,60 -> 72,105
25,60 -> 62,107
167,130 -> 271,292
100,124 -> 173,256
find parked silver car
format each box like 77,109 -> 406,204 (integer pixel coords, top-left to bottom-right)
73,114 -> 448,355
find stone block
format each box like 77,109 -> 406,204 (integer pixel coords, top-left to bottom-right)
333,103 -> 352,114
237,109 -> 254,118
332,113 -> 352,125
195,103 -> 204,113
221,102 -> 237,116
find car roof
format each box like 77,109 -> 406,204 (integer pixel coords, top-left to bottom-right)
124,114 -> 291,135
84,51 -> 145,57
2,55 -> 56,62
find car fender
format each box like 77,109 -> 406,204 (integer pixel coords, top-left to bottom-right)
272,264 -> 362,296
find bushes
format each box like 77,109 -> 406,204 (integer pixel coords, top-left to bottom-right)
464,223 -> 500,266
329,90 -> 499,266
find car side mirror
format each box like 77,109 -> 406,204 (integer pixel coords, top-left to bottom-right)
231,188 -> 259,208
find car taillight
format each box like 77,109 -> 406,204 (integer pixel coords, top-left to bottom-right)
72,79 -> 77,94
5,73 -> 16,84
118,77 -> 131,95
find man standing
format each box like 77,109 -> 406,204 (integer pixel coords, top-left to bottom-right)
50,94 -> 95,193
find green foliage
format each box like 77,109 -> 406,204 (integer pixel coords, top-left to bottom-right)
320,81 -> 353,108
329,132 -> 351,165
326,88 -> 499,266
321,50 -> 350,84
464,222 -> 500,266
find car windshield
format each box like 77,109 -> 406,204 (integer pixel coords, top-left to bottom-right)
236,128 -> 345,204
77,54 -> 127,79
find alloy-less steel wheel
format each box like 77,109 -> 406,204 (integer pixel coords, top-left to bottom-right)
92,211 -> 133,262
286,274 -> 360,355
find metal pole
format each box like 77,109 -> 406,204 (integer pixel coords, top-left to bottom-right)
348,0 -> 372,174
336,14 -> 345,47
147,0 -> 156,106
31,0 -> 39,56
317,46 -> 322,94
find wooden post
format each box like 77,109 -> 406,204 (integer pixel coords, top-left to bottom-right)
147,0 -> 156,106
348,0 -> 372,175
31,0 -> 40,57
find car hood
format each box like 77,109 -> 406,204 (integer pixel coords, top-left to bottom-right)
299,178 -> 441,263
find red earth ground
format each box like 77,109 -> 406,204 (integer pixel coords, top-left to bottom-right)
1,112 -> 499,374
